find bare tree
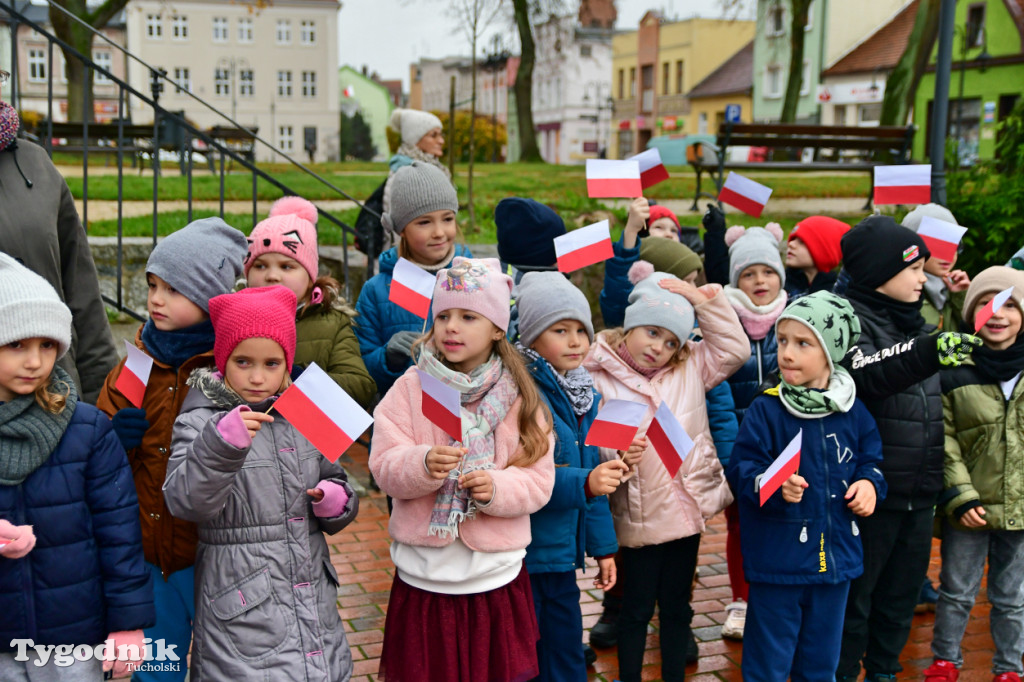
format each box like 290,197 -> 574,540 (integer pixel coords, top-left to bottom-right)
511,0 -> 542,162
778,0 -> 812,122
879,0 -> 941,127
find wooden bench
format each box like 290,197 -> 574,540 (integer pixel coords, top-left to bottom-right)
688,122 -> 917,211
44,121 -> 156,170
198,126 -> 258,172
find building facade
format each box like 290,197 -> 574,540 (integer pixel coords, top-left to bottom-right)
338,65 -> 395,162
686,42 -> 754,136
408,55 -> 515,125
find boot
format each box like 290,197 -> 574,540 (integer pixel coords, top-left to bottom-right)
589,594 -> 621,648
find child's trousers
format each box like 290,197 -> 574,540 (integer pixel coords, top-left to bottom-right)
932,520 -> 1024,675
529,570 -> 587,682
133,562 -> 194,682
743,581 -> 850,682
0,653 -> 102,681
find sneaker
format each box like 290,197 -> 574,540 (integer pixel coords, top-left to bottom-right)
589,596 -> 621,648
923,659 -> 960,682
720,600 -> 746,640
994,674 -> 1022,682
686,629 -> 699,664
916,579 -> 940,613
583,644 -> 597,667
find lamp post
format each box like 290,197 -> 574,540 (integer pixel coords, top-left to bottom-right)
582,81 -> 613,158
216,57 -> 249,123
482,38 -> 510,163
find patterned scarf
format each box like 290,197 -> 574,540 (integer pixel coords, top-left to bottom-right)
0,101 -> 19,151
0,367 -> 77,485
516,342 -> 594,416
419,346 -> 519,538
778,369 -> 857,418
391,142 -> 451,179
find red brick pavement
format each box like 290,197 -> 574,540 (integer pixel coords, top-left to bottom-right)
330,443 -> 999,681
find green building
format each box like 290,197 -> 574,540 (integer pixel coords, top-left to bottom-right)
751,0 -> 827,122
338,65 -> 395,162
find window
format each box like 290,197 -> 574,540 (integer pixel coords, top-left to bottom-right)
171,15 -> 188,40
240,69 -> 254,97
834,104 -> 847,126
640,65 -> 654,113
580,44 -> 591,57
238,17 -> 253,43
301,70 -> 316,98
276,19 -> 291,44
768,4 -> 785,36
617,69 -> 624,99
800,60 -> 811,96
617,129 -> 634,159
804,0 -> 814,31
629,67 -> 636,97
966,4 -> 986,48
212,17 -> 228,42
858,102 -> 882,125
94,51 -> 113,83
146,14 -> 162,38
662,62 -> 669,95
278,125 -> 294,152
277,70 -> 292,97
27,49 -> 46,82
173,67 -> 191,93
676,60 -> 684,94
764,64 -> 782,98
214,68 -> 230,96
300,20 -> 315,45
698,112 -> 708,135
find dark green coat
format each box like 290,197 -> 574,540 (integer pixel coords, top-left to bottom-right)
295,305 -> 376,409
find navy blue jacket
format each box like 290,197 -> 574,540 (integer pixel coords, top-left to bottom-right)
730,330 -> 779,423
726,393 -> 887,585
524,356 -> 618,574
0,403 -> 154,651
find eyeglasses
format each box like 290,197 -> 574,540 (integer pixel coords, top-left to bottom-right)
0,70 -> 9,86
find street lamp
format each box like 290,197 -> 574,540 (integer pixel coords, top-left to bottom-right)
582,81 -> 613,157
216,57 -> 249,123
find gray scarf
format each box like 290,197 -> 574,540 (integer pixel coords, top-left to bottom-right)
391,143 -> 451,179
516,342 -> 594,416
0,367 -> 77,486
923,272 -> 949,312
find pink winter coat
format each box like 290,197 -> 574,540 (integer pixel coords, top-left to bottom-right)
370,367 -> 556,553
584,285 -> 750,548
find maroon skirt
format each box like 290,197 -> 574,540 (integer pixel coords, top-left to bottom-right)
378,564 -> 540,682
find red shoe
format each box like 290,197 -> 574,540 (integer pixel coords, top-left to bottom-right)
993,673 -> 1021,682
923,660 -> 959,682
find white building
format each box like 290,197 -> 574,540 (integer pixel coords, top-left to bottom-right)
410,55 -> 513,124
125,0 -> 340,162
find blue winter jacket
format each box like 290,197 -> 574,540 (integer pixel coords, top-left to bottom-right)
730,330 -> 779,424
0,402 -> 154,651
726,392 -> 887,585
354,244 -> 473,394
524,356 -> 618,574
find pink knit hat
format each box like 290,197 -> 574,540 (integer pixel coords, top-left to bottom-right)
244,197 -> 319,282
433,257 -> 513,331
209,286 -> 298,372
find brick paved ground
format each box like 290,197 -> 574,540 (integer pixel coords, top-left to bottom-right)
329,443 -> 999,682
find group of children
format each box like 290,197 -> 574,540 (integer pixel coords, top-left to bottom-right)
0,156 -> 1022,682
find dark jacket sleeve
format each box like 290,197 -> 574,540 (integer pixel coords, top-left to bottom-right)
164,411 -> 249,523
584,494 -> 618,559
725,399 -> 780,509
599,236 -> 640,328
841,332 -> 941,402
703,220 -> 730,287
851,403 -> 887,502
706,381 -> 739,470
326,312 -> 377,409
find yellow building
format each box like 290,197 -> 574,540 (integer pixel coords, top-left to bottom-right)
686,42 -> 754,137
610,12 -> 755,158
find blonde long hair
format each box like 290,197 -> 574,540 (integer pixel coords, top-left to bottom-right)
35,372 -> 70,414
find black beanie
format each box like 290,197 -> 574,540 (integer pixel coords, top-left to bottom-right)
495,198 -> 567,269
841,215 -> 930,289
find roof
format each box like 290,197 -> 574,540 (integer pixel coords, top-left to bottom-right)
687,41 -> 753,99
823,1 -> 917,77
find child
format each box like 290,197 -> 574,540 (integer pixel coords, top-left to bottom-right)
514,271 -> 628,681
835,216 -> 982,682
96,216 -> 247,682
355,161 -> 472,396
902,204 -> 972,331
369,257 -> 556,682
584,270 -> 748,682
163,286 -> 359,680
0,253 -> 154,678
784,215 -> 850,300
727,291 -> 887,681
495,197 -> 566,282
926,266 -> 1024,682
245,196 -> 376,407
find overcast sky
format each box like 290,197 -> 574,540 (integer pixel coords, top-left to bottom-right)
337,0 -> 754,89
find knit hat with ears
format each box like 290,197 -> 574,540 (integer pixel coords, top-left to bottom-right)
390,108 -> 444,147
788,216 -> 850,273
0,252 -> 72,359
381,162 -> 458,235
433,257 -> 514,332
209,286 -> 298,373
725,223 -> 786,288
623,269 -> 695,344
648,205 -> 679,228
962,266 -> 1024,331
244,197 -> 319,283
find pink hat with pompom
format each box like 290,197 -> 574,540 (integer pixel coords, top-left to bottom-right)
244,196 -> 319,282
724,223 -> 786,289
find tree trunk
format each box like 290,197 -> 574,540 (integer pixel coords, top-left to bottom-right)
512,0 -> 542,162
879,0 -> 941,127
780,0 -> 812,123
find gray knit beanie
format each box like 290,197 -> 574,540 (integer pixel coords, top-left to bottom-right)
390,108 -> 444,147
725,224 -> 786,288
146,217 -> 248,313
623,272 -> 695,344
514,271 -> 594,348
902,203 -> 959,232
381,162 -> 458,235
0,252 -> 72,359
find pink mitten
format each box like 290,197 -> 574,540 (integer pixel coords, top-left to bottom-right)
311,480 -> 350,518
103,630 -> 146,678
0,520 -> 36,559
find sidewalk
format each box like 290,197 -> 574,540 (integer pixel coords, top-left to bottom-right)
330,442 -> 998,682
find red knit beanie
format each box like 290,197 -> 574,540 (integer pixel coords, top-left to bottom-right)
209,286 -> 298,373
788,216 -> 850,273
648,204 -> 679,228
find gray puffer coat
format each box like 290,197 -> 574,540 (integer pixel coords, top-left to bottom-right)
163,368 -> 357,681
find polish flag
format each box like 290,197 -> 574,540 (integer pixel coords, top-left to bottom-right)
273,362 -> 373,463
585,399 -> 648,451
916,216 -> 967,262
647,401 -> 695,478
718,172 -> 772,218
873,165 -> 931,205
343,85 -> 355,97
760,430 -> 803,507
974,286 -> 1015,331
417,369 -> 462,442
389,257 -> 436,319
115,340 -> 154,408
586,159 -> 642,198
629,148 -> 670,189
555,220 -> 614,273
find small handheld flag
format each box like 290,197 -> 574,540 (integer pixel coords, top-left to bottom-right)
759,430 -> 803,507
554,220 -> 614,273
417,369 -> 462,442
343,85 -> 355,97
974,287 -> 1015,331
115,340 -> 154,408
718,172 -> 772,218
585,399 -> 648,451
916,216 -> 967,262
586,159 -> 642,198
873,165 -> 931,205
647,401 -> 695,477
389,257 -> 436,319
629,148 -> 670,189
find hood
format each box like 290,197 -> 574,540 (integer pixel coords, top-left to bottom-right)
183,367 -> 276,412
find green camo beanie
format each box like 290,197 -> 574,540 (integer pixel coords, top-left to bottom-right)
776,291 -> 861,371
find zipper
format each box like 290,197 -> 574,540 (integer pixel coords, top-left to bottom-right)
819,420 -> 835,579
16,484 -> 37,638
756,341 -> 764,386
915,379 -> 930,511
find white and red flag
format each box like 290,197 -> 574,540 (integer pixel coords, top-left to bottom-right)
273,362 -> 373,463
585,399 -> 648,451
646,401 -> 695,477
629,148 -> 670,189
389,257 -> 436,319
718,172 -> 773,218
916,216 -> 967,262
873,165 -> 931,205
416,369 -> 462,442
759,429 -> 803,507
585,159 -> 642,198
554,220 -> 614,273
974,286 -> 1015,331
115,340 -> 154,408
343,85 -> 355,97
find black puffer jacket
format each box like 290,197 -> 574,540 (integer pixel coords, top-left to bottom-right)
840,295 -> 944,511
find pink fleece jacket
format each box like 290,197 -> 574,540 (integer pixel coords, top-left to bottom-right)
369,367 -> 555,553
